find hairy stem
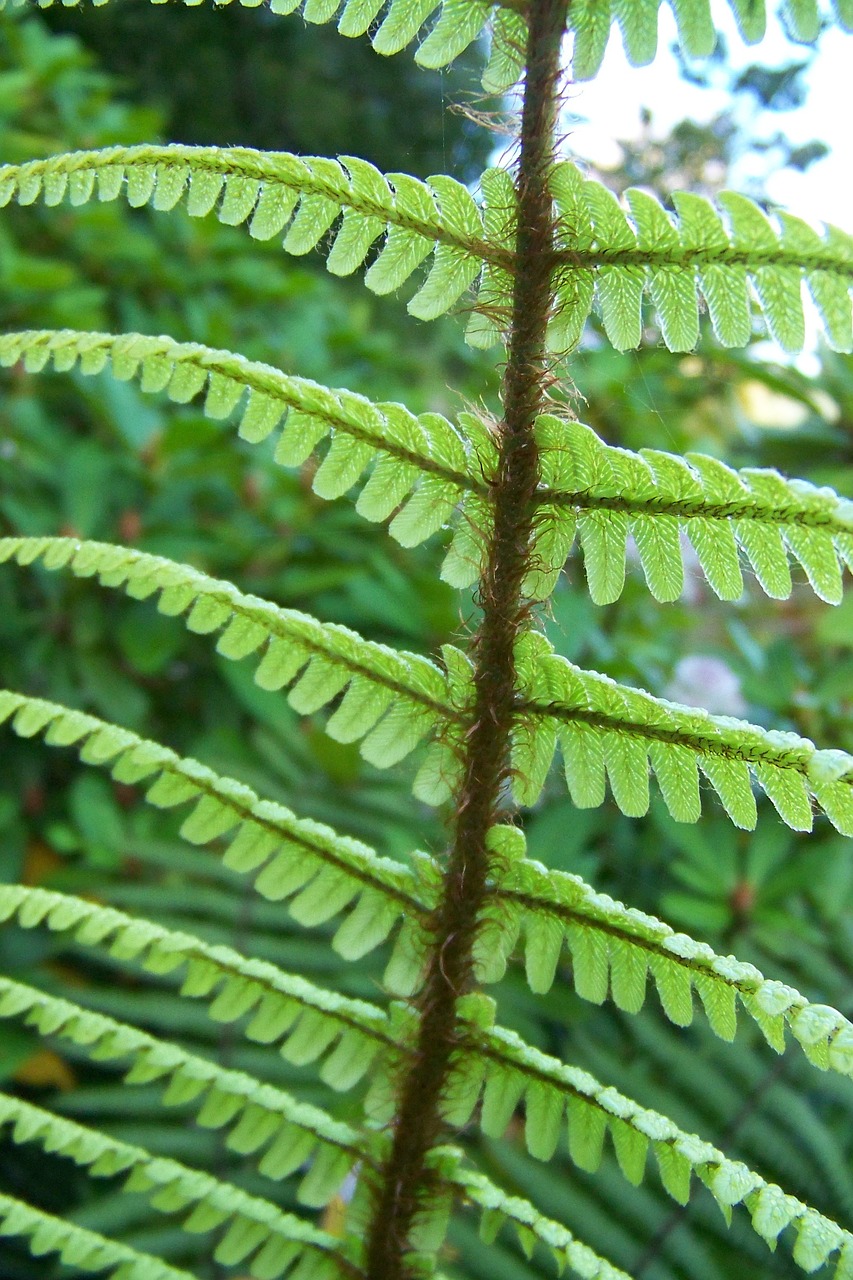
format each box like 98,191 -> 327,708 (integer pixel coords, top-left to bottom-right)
363,3 -> 568,1276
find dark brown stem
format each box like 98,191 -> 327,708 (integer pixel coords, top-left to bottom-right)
363,3 -> 568,1276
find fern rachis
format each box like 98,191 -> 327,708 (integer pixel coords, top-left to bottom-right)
2,1 -> 853,1279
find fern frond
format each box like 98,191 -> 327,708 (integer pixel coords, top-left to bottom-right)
0,331 -> 494,548
13,148 -> 853,356
0,1189 -> 200,1280
459,1002 -> 853,1279
492,838 -> 853,1073
0,1093 -> 358,1277
0,885 -> 395,1084
0,0 -> 524,89
5,880 -> 852,1270
551,164 -> 853,353
529,414 -> 853,603
448,1155 -> 631,1279
570,0 -> 851,79
0,0 -> 846,93
0,999 -> 635,1279
512,633 -> 853,833
0,536 -> 457,749
0,690 -> 436,969
0,974 -> 376,1205
0,1093 -> 636,1280
612,1014 -> 853,1218
0,147 -> 511,324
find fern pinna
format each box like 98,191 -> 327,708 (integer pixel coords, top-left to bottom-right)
1,0 -> 853,1278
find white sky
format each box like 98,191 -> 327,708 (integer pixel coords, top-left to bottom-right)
562,6 -> 852,231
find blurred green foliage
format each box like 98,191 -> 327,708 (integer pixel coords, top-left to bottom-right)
1,9 -> 852,1280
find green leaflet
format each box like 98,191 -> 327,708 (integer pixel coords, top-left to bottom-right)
453,1160 -> 632,1279
0,330 -> 491,549
494,843 -> 853,1074
550,164 -> 853,352
0,0 -> 844,94
0,143 -> 502,304
0,147 -> 510,323
0,1189 -> 199,1280
533,414 -> 853,605
513,632 -> 853,834
469,1017 -> 853,1280
566,0 -> 849,78
0,685 -> 436,966
441,492 -> 495,589
0,536 -> 458,770
0,885 -> 393,1086
465,167 -> 516,347
0,975 -> 370,1206
0,1093 -> 352,1274
8,148 -> 853,361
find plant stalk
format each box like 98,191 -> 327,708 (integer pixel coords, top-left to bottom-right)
363,3 -> 568,1275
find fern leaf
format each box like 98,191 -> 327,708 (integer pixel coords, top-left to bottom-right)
0,997 -> 634,1278
0,689 -> 436,968
0,974 -> 376,1204
493,842 -> 853,1074
0,1093 -> 357,1273
551,165 -> 853,352
0,332 -> 491,550
466,1012 -> 853,1280
533,415 -> 853,604
464,167 -> 516,348
0,147 -> 510,323
0,1189 -> 200,1280
0,536 -> 457,751
0,884 -> 394,1076
513,633 -> 853,833
450,1156 -> 632,1279
0,0 -> 846,93
440,492 -> 495,590
12,150 -> 853,359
